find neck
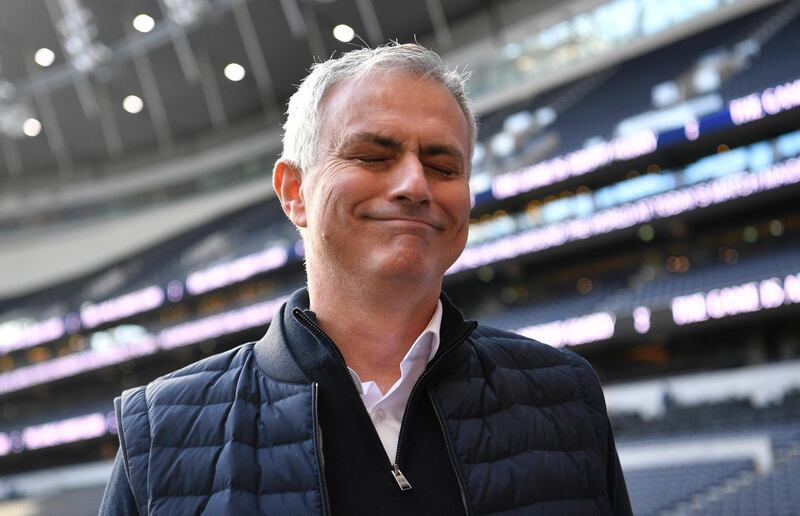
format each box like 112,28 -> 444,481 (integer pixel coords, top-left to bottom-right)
307,267 -> 441,392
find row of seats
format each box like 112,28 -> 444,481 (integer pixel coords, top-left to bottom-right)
475,1 -> 797,174
626,459 -> 756,516
0,198 -> 295,326
479,239 -> 800,332
0,483 -> 107,516
694,450 -> 800,516
616,390 -> 800,515
720,1 -> 800,100
614,394 -> 800,449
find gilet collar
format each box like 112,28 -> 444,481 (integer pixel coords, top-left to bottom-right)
253,287 -> 473,384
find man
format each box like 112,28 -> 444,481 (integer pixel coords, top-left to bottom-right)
101,43 -> 631,515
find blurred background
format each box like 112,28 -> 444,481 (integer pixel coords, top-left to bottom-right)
0,0 -> 799,514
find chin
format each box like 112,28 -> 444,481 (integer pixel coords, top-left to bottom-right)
369,253 -> 436,281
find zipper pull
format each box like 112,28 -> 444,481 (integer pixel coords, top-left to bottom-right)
391,464 -> 412,491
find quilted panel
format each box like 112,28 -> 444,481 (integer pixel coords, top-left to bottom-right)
433,326 -> 611,515
118,343 -> 324,516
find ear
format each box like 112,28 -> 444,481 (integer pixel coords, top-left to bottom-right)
273,159 -> 308,228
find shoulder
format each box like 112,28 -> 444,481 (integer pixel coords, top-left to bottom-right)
467,324 -> 606,407
468,324 -> 578,368
148,342 -> 256,398
157,341 -> 256,382
114,341 -> 306,463
117,342 -> 257,415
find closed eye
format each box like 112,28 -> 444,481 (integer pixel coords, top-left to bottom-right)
425,163 -> 462,177
351,155 -> 391,164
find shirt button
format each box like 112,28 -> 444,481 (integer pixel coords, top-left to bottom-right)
375,409 -> 386,421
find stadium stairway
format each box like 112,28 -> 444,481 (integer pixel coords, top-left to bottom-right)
648,439 -> 800,516
680,440 -> 800,516
626,459 -> 756,515
613,381 -> 800,515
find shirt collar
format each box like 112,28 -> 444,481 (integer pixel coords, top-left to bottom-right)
418,299 -> 443,362
399,298 -> 443,369
348,299 -> 443,392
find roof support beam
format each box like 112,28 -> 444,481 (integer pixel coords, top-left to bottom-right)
0,138 -> 22,179
45,0 -> 102,120
278,0 -> 307,40
300,3 -> 327,60
156,0 -> 202,83
355,0 -> 383,46
93,82 -> 124,158
124,19 -> 173,152
22,48 -> 73,178
232,0 -> 280,116
29,88 -> 73,177
197,49 -> 228,131
47,0 -> 124,161
424,0 -> 454,50
171,29 -> 202,84
69,75 -> 100,120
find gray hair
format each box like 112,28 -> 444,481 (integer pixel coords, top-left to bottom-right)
280,43 -> 477,174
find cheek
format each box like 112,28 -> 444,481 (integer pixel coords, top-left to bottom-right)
308,174 -> 368,227
446,187 -> 472,228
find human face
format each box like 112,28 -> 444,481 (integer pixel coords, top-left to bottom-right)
298,71 -> 471,285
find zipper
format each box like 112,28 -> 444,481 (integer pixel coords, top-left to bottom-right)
293,307 -> 477,494
429,387 -> 473,516
312,382 -> 331,516
293,308 -> 367,410
295,310 -> 414,490
393,320 -> 478,485
293,308 -> 398,477
391,464 -> 412,490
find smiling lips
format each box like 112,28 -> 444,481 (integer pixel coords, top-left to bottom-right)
363,206 -> 446,230
367,215 -> 444,230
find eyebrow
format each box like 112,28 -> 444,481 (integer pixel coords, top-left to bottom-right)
336,131 -> 465,166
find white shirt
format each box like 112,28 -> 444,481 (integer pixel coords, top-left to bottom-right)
347,300 -> 443,464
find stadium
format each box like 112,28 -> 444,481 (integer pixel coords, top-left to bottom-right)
1,0 -> 799,513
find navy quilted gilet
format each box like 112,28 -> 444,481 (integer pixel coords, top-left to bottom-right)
113,289 -> 630,515
431,325 -> 618,515
115,344 -> 326,515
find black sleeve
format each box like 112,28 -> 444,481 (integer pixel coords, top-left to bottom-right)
99,448 -> 140,516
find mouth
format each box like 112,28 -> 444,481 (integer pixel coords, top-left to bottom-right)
368,217 -> 442,230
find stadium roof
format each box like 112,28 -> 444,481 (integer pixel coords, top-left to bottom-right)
0,0 -> 564,190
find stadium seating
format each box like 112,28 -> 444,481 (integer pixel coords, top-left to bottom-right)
477,240 -> 800,333
696,447 -> 800,516
0,480 -> 108,516
615,390 -> 800,514
721,1 -> 800,99
626,459 -> 755,516
475,1 -> 798,175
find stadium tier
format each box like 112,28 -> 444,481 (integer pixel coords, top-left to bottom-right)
626,460 -> 758,515
614,386 -> 800,515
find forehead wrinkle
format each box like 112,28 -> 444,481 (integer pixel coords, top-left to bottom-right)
335,131 -> 401,152
420,144 -> 464,165
318,73 -> 469,166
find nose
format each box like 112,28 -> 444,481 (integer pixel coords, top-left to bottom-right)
388,153 -> 432,205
